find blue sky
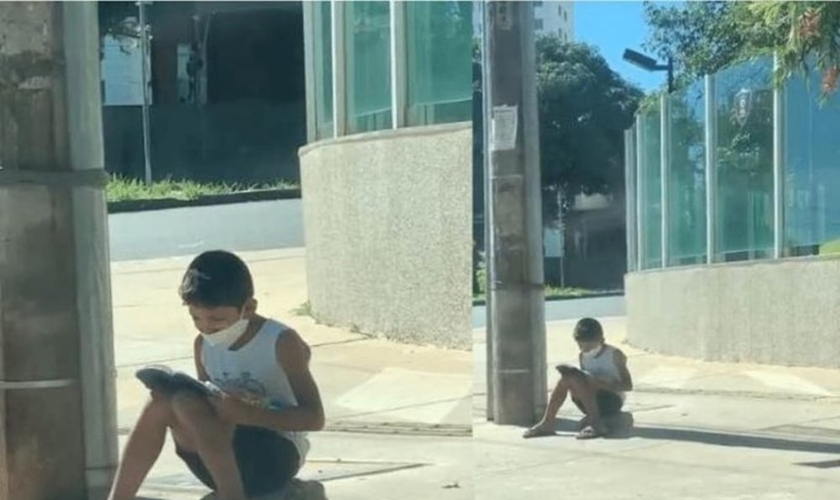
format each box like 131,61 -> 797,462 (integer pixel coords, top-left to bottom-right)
574,1 -> 665,93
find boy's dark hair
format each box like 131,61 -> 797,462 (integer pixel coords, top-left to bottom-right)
178,250 -> 254,308
573,317 -> 603,341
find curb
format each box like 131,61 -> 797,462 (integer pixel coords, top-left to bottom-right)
107,188 -> 301,214
324,421 -> 472,437
119,421 -> 473,438
471,290 -> 624,307
632,385 -> 840,403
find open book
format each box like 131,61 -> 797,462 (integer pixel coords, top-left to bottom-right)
555,363 -> 588,379
135,365 -> 219,398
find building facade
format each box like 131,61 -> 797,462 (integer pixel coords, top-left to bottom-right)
300,1 -> 474,348
472,1 -> 574,44
98,1 -> 306,184
533,1 -> 574,41
624,55 -> 840,368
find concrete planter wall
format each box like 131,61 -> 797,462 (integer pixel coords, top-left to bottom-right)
299,123 -> 472,349
625,256 -> 840,368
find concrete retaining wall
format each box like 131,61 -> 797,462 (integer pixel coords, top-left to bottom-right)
299,123 -> 472,349
625,256 -> 840,368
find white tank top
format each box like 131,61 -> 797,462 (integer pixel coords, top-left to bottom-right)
201,318 -> 310,467
581,344 -> 625,399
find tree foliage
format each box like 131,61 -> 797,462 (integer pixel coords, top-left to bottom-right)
536,37 -> 643,218
643,1 -> 840,95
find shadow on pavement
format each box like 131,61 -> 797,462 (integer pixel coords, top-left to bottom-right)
798,458 -> 840,469
137,479 -> 329,500
547,417 -> 840,456
628,427 -> 840,455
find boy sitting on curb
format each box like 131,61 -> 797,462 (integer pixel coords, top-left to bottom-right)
108,250 -> 325,500
524,317 -> 633,439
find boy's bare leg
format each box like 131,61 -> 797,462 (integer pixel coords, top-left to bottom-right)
107,394 -> 172,500
565,375 -> 605,437
170,392 -> 246,500
524,378 -> 570,437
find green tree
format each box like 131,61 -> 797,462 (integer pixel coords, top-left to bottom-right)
751,2 -> 840,93
643,1 -> 840,95
537,37 -> 643,219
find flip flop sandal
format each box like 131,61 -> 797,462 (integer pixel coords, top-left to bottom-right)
522,426 -> 556,439
576,424 -> 605,440
578,416 -> 592,430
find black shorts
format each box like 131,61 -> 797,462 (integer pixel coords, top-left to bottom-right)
572,390 -> 624,417
175,425 -> 300,497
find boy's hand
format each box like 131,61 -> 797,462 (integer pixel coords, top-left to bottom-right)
209,392 -> 252,424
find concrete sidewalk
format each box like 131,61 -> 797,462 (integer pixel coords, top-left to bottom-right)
111,248 -> 472,500
113,248 -> 840,499
474,317 -> 840,402
473,318 -> 840,499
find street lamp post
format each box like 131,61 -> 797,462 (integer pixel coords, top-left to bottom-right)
623,48 -> 674,93
138,0 -> 153,185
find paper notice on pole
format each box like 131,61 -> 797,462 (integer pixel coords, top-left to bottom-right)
491,105 -> 518,151
543,226 -> 564,258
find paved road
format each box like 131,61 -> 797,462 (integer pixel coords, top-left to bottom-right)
108,200 -> 623,324
108,199 -> 303,261
471,294 -> 625,329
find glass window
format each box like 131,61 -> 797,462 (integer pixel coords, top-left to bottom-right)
345,1 -> 392,134
713,56 -> 774,262
625,126 -> 638,272
313,1 -> 333,140
405,1 -> 473,126
667,80 -> 707,266
783,61 -> 840,257
640,101 -> 662,269
535,18 -> 544,31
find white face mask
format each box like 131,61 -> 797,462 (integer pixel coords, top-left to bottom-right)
202,317 -> 249,348
582,344 -> 603,357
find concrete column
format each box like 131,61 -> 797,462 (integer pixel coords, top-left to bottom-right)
0,3 -> 116,499
64,2 -> 120,497
480,0 -> 495,420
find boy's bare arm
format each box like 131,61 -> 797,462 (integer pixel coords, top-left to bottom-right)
615,349 -> 633,391
275,330 -> 326,430
210,330 -> 326,432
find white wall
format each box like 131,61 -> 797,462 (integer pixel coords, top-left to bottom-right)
534,1 -> 574,42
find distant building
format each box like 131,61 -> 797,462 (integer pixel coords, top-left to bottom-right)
472,1 -> 574,43
533,1 -> 574,41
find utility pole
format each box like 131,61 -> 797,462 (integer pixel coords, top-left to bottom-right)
138,0 -> 153,185
477,0 -> 495,419
0,3 -> 118,500
485,1 -> 547,425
